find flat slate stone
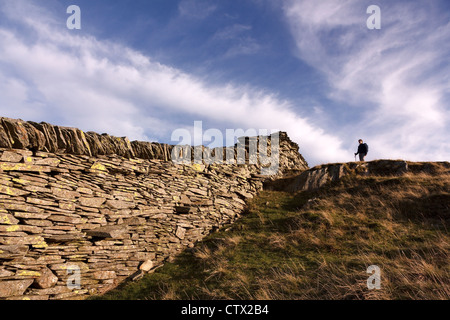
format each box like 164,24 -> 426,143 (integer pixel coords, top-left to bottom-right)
0,279 -> 34,298
44,234 -> 85,243
79,197 -> 106,208
85,225 -> 129,239
0,162 -> 51,173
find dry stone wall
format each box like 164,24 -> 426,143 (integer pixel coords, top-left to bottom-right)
0,117 -> 308,300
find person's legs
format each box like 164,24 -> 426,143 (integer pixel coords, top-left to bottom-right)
359,153 -> 366,161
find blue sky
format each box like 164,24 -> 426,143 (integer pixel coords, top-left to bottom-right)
0,0 -> 449,166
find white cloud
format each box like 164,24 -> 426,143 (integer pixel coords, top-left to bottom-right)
0,0 -> 349,166
283,0 -> 450,162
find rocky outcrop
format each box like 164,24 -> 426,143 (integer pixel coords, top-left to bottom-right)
265,160 -> 450,192
0,117 -> 309,300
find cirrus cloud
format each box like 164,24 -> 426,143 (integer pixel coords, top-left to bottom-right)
282,0 -> 450,162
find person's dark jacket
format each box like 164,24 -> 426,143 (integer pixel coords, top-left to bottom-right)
356,143 -> 369,155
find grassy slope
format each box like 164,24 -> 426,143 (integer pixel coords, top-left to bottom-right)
95,163 -> 449,300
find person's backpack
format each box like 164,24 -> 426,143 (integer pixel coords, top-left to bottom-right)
364,143 -> 369,154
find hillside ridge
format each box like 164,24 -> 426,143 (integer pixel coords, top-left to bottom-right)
265,159 -> 450,192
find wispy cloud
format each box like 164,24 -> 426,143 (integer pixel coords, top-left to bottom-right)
283,0 -> 450,161
178,0 -> 218,19
212,24 -> 261,58
0,0 -> 348,165
213,24 -> 253,40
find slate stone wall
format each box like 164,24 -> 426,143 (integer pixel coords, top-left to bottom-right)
0,117 -> 308,300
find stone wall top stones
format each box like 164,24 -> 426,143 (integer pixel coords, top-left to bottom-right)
0,117 -> 309,175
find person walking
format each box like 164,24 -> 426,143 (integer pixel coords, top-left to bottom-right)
355,139 -> 369,161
